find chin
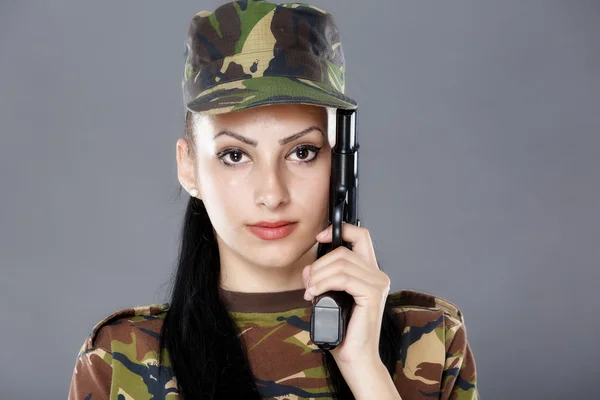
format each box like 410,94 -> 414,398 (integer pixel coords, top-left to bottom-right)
252,247 -> 298,268
248,240 -> 314,268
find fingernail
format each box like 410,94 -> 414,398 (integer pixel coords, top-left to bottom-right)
317,230 -> 326,238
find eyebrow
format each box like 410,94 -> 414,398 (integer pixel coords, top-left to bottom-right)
213,126 -> 325,147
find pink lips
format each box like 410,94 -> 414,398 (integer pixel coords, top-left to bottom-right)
247,222 -> 298,240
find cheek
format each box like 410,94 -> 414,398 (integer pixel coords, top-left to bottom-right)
197,162 -> 249,226
292,166 -> 330,219
199,154 -> 248,193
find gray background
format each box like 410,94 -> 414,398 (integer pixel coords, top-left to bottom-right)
1,1 -> 598,399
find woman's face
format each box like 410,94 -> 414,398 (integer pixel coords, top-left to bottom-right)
177,104 -> 332,283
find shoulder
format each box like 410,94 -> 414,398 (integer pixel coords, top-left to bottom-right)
387,289 -> 465,323
388,290 -> 478,397
387,289 -> 468,346
76,303 -> 170,359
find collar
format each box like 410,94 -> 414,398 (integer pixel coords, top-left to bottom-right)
218,286 -> 312,313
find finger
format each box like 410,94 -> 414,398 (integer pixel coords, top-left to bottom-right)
315,225 -> 378,271
306,271 -> 377,305
316,222 -> 376,266
307,258 -> 378,291
302,264 -> 311,288
310,245 -> 372,275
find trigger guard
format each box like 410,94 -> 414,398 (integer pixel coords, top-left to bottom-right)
332,202 -> 344,249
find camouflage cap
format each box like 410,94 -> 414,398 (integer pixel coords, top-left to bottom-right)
182,0 -> 358,115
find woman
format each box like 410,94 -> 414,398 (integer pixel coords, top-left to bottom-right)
69,1 -> 478,399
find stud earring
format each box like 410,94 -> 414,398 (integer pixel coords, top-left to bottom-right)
189,188 -> 199,197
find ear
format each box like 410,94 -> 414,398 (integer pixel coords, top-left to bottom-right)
176,138 -> 200,198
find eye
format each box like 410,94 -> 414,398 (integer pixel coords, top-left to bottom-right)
287,145 -> 322,163
216,145 -> 323,167
217,149 -> 251,166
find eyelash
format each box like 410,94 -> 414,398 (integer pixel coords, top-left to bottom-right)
216,145 -> 323,167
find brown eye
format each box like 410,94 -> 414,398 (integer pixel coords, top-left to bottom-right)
287,145 -> 322,164
296,148 -> 309,160
216,148 -> 250,166
228,151 -> 242,162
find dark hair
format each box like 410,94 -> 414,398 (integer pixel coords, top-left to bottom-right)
158,110 -> 405,399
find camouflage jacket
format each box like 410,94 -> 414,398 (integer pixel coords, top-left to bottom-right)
68,288 -> 478,399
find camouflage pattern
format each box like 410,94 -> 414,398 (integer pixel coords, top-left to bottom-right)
182,0 -> 358,115
69,289 -> 478,399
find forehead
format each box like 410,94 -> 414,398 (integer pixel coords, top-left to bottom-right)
193,104 -> 330,136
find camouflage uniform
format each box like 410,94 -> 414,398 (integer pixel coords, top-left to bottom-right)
68,288 -> 478,399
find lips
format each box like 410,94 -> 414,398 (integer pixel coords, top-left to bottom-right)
247,222 -> 298,240
251,220 -> 294,228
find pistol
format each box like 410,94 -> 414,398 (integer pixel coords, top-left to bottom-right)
309,108 -> 360,351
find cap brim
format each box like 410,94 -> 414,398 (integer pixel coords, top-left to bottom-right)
185,76 -> 357,115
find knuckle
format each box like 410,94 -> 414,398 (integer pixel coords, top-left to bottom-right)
361,226 -> 371,238
340,246 -> 353,256
382,273 -> 391,285
335,245 -> 348,254
381,274 -> 391,290
384,279 -> 391,292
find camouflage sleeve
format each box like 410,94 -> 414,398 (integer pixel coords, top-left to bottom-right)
68,327 -> 113,399
440,318 -> 478,400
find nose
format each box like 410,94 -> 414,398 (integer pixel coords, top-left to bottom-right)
254,164 -> 290,209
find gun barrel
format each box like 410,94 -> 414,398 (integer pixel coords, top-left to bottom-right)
335,109 -> 358,153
